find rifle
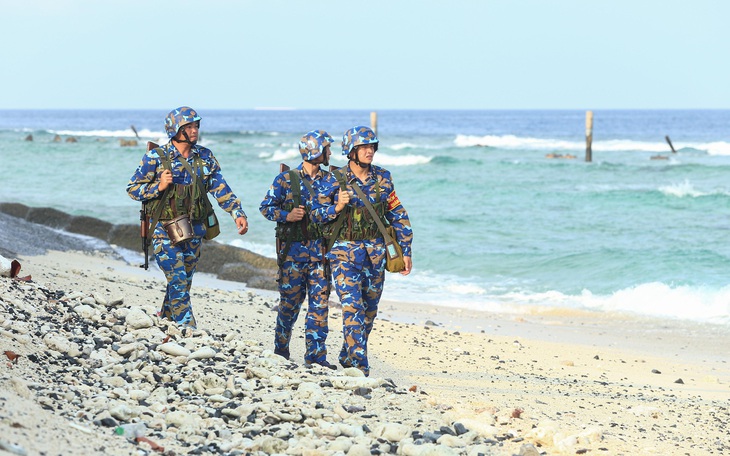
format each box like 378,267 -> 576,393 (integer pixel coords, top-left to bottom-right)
140,141 -> 160,269
140,202 -> 149,269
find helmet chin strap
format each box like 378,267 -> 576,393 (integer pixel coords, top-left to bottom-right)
349,151 -> 368,169
179,128 -> 197,145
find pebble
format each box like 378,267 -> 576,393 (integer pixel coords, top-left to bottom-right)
158,341 -> 191,357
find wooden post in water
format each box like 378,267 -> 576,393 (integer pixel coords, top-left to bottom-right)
585,111 -> 593,162
370,112 -> 378,136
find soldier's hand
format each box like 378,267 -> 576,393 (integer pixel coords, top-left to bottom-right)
158,169 -> 173,191
335,189 -> 351,213
286,205 -> 306,222
400,256 -> 413,276
236,216 -> 248,235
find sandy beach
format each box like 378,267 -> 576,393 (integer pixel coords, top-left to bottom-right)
1,217 -> 729,455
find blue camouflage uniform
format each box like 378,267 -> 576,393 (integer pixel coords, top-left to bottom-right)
260,164 -> 331,364
312,164 -> 412,376
127,142 -> 246,328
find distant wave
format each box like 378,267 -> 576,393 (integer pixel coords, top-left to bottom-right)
375,153 -> 432,166
378,264 -> 730,326
257,149 -> 432,167
455,134 -> 730,155
658,180 -> 730,198
702,141 -> 730,156
585,282 -> 730,324
259,148 -> 301,162
51,128 -> 160,138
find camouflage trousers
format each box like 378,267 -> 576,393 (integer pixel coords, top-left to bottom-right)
276,260 -> 331,364
154,222 -> 204,328
331,255 -> 385,376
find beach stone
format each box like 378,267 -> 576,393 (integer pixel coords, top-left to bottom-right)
188,346 -> 216,360
516,443 -> 541,456
342,367 -> 366,377
108,295 -> 124,306
43,332 -> 81,357
327,436 -> 353,452
102,376 -> 127,388
373,422 -> 411,442
107,224 -> 142,252
438,433 -> 467,447
0,203 -> 30,220
9,378 -> 32,399
25,206 -> 72,229
125,307 -> 153,329
297,381 -> 323,399
261,391 -> 291,403
117,342 -> 144,356
159,342 -> 191,357
73,304 -> 96,319
257,436 -> 288,454
347,443 -> 371,456
108,402 -> 136,421
66,215 -> 113,239
206,394 -> 230,403
525,420 -> 558,446
65,291 -> 87,301
165,410 -> 198,428
330,376 -> 383,390
0,255 -> 11,277
456,418 -> 498,437
129,389 -> 150,402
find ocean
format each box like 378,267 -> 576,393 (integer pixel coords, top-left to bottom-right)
1,109 -> 729,326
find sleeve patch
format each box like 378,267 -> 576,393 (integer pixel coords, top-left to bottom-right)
387,190 -> 401,211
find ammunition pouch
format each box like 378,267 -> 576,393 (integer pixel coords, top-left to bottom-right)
146,183 -> 207,222
322,201 -> 385,242
275,202 -> 323,242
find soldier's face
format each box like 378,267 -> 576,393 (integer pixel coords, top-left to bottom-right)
355,144 -> 375,164
177,121 -> 200,143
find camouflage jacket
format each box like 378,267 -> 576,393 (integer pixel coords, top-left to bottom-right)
312,164 -> 412,267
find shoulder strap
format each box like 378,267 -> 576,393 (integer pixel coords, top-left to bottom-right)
300,175 -> 316,199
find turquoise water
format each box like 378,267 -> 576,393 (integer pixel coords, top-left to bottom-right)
1,109 -> 729,324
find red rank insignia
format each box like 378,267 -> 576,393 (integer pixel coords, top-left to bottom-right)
387,191 -> 401,211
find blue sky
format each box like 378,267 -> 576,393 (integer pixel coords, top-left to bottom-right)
3,0 -> 728,110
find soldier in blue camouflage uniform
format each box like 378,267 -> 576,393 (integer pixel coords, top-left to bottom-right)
260,130 -> 335,369
312,126 -> 413,376
127,106 -> 249,328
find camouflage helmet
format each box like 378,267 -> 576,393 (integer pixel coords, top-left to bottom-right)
164,106 -> 202,138
342,126 -> 378,156
298,130 -> 334,161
